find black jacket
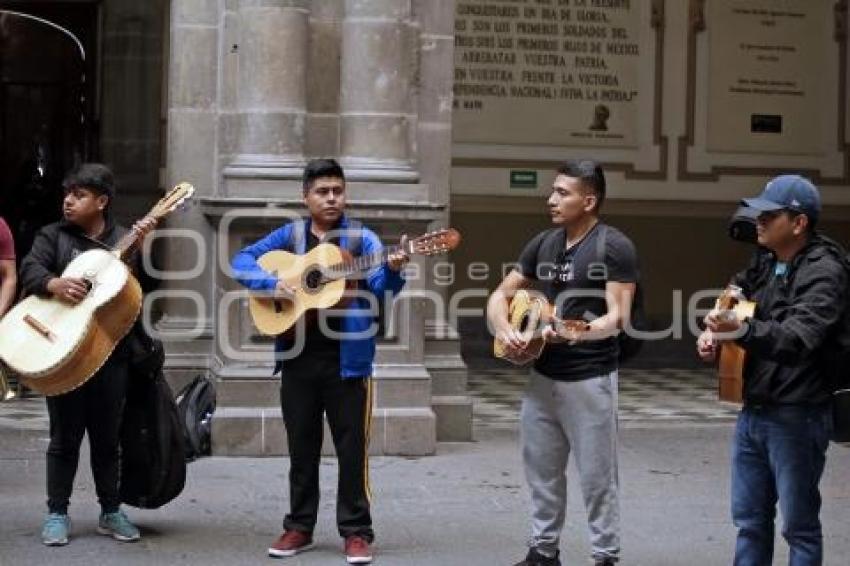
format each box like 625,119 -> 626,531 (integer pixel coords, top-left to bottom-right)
19,218 -> 157,358
733,235 -> 849,405
19,218 -> 155,297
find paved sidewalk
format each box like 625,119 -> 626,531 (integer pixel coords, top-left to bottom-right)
2,406 -> 850,565
471,367 -> 738,430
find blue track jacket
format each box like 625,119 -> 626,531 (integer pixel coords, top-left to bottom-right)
231,216 -> 405,378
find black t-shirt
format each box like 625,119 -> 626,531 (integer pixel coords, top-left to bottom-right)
516,222 -> 639,381
281,230 -> 342,379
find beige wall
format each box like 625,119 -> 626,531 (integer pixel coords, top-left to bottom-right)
450,207 -> 850,325
448,0 -> 850,326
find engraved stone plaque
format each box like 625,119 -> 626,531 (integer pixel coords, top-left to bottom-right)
453,0 -> 645,148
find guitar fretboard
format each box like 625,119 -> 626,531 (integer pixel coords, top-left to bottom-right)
114,218 -> 151,261
322,245 -> 403,282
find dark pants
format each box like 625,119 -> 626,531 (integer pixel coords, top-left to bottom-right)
280,369 -> 373,541
46,354 -> 129,514
732,404 -> 832,566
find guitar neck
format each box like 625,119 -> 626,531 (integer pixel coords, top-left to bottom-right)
113,218 -> 150,261
325,245 -> 402,281
114,210 -> 167,261
109,182 -> 194,261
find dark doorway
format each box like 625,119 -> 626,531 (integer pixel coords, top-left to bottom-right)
0,3 -> 98,258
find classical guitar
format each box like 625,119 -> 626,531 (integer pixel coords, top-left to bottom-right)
715,285 -> 757,404
0,182 -> 194,396
248,228 -> 462,336
493,290 -> 591,366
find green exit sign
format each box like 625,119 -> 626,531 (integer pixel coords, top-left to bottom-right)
510,170 -> 537,189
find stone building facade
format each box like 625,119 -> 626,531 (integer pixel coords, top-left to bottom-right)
3,0 -> 849,457
161,0 -> 467,456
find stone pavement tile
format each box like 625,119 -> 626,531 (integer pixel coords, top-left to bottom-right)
468,367 -> 739,430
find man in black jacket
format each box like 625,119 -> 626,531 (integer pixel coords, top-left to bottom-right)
19,163 -> 157,547
697,175 -> 848,565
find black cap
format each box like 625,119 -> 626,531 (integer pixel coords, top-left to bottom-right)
741,174 -> 820,225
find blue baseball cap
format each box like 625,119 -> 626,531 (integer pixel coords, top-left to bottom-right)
742,174 -> 821,224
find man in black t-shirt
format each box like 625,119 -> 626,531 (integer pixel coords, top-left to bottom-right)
488,160 -> 638,566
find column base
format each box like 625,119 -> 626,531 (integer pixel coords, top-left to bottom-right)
210,363 -> 437,456
211,406 -> 435,457
425,321 -> 474,442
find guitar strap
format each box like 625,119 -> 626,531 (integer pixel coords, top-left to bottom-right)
291,219 -> 307,254
594,223 -> 608,269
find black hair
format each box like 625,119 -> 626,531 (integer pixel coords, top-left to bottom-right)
303,158 -> 345,193
784,209 -> 817,233
556,159 -> 606,211
62,163 -> 115,203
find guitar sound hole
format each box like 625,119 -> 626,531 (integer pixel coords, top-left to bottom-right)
304,268 -> 323,291
519,313 -> 531,333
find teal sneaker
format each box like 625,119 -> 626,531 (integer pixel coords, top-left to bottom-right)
41,513 -> 70,546
97,510 -> 140,542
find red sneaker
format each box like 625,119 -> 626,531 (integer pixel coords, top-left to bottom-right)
344,535 -> 373,564
268,530 -> 313,558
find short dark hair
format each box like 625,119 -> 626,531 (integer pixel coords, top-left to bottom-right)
62,163 -> 115,201
557,159 -> 606,211
785,208 -> 817,233
303,158 -> 345,193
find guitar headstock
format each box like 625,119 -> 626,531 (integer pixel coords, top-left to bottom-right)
407,228 -> 461,257
717,285 -> 744,311
150,182 -> 195,220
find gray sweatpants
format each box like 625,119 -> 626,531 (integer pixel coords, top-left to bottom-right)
520,369 -> 620,562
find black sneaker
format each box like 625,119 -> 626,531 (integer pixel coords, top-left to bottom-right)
594,560 -> 617,566
513,547 -> 561,566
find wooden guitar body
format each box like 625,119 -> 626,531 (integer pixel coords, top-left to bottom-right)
493,290 -> 553,365
247,228 -> 461,336
493,290 -> 590,366
0,182 -> 193,396
248,243 -> 350,336
0,249 -> 142,396
716,292 -> 757,404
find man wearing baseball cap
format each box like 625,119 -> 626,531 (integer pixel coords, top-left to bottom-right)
696,174 -> 849,565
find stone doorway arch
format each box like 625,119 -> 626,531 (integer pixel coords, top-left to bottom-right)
0,6 -> 96,257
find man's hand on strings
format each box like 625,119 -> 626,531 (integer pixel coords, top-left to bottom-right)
387,235 -> 410,271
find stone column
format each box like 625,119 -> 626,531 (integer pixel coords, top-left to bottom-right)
160,0 -> 221,386
414,0 -> 472,441
339,0 -> 418,181
223,0 -> 309,180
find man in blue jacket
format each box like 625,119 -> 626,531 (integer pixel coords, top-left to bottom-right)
231,159 -> 407,564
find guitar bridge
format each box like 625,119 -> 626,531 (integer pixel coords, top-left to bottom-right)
23,314 -> 57,342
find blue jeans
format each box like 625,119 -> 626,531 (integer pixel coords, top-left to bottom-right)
732,404 -> 832,566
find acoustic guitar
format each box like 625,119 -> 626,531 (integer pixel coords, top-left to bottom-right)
493,290 -> 591,365
248,228 -> 461,336
714,285 -> 757,404
0,182 -> 194,396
